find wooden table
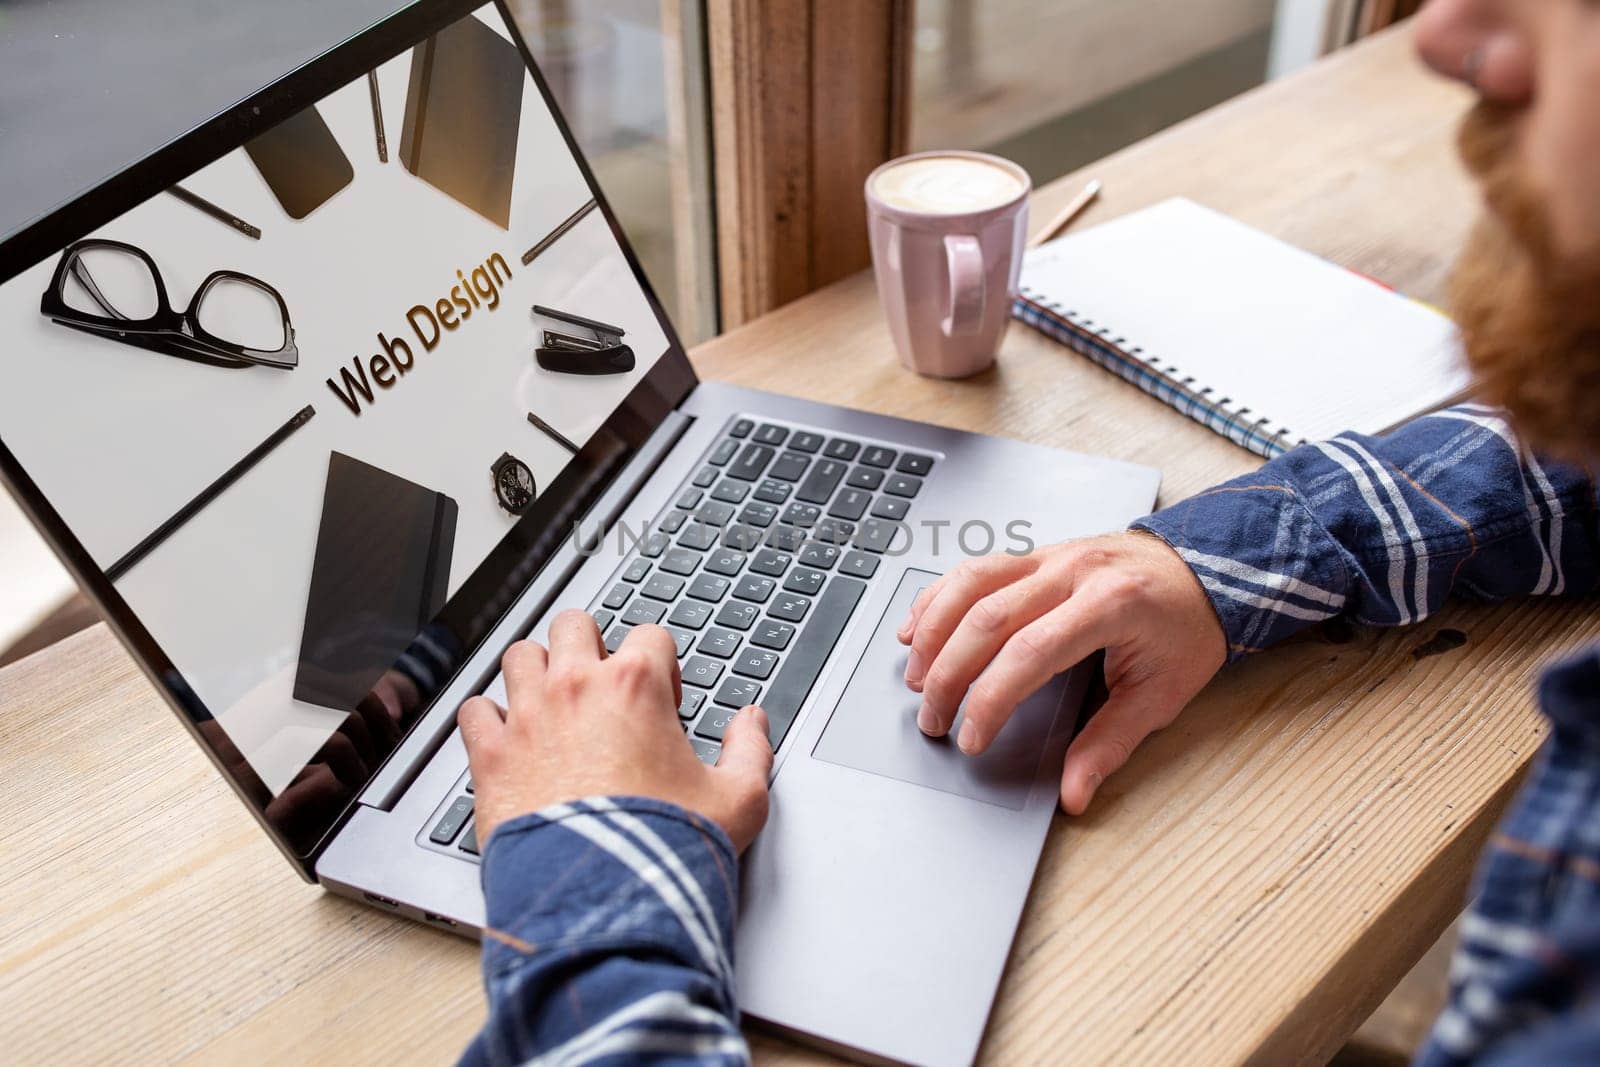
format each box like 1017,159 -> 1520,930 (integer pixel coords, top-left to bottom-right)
3,26 -> 1588,1065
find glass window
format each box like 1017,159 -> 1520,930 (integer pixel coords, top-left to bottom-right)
910,0 -> 1283,187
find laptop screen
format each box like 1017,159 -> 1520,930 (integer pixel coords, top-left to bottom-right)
0,0 -> 694,861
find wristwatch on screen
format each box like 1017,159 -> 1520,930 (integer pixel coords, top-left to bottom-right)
490,452 -> 535,515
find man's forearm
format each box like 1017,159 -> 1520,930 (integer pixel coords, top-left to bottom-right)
1134,404 -> 1598,661
461,797 -> 748,1067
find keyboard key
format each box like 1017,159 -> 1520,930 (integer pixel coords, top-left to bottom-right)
694,705 -> 741,740
590,608 -> 615,632
429,795 -> 474,845
709,438 -> 739,465
622,599 -> 667,626
846,466 -> 884,491
641,574 -> 685,602
765,526 -> 807,552
711,479 -> 750,504
753,423 -> 789,446
678,523 -> 720,550
715,677 -> 764,708
769,452 -> 810,482
782,502 -> 821,527
721,525 -> 765,552
855,517 -> 904,554
666,627 -> 695,656
798,543 -> 840,569
823,438 -> 860,461
896,453 -> 935,476
459,823 -> 480,856
797,459 -> 848,504
860,445 -> 896,468
716,601 -> 761,630
683,655 -> 726,689
622,558 -> 652,583
729,418 -> 754,439
669,601 -> 714,630
751,619 -> 796,650
605,624 -> 632,652
839,550 -> 880,579
676,487 -> 704,510
870,496 -> 909,521
783,567 -> 827,596
828,488 -> 872,521
758,577 -> 866,747
754,479 -> 792,505
814,518 -> 856,545
660,548 -> 701,575
884,474 -> 922,499
693,466 -> 719,488
739,501 -> 778,528
750,550 -> 792,577
734,574 -> 777,603
639,531 -> 670,558
728,443 -> 775,481
687,573 -> 731,602
705,549 -> 747,576
696,500 -> 736,527
697,627 -> 742,659
789,431 -> 825,453
659,510 -> 688,534
679,687 -> 708,720
733,648 -> 779,680
691,738 -> 721,764
602,583 -> 632,610
769,592 -> 810,622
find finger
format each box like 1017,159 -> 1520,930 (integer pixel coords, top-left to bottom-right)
458,695 -> 509,774
712,706 -> 774,851
547,608 -> 605,665
1058,683 -> 1174,815
955,595 -> 1112,756
906,555 -> 1038,691
500,639 -> 549,706
917,573 -> 1066,737
898,579 -> 943,644
615,624 -> 683,710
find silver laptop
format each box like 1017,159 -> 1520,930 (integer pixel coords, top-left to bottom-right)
0,3 -> 1158,1063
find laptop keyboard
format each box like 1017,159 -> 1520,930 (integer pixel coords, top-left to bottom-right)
423,415 -> 937,858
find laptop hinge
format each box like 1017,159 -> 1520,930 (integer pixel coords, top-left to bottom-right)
357,409 -> 696,812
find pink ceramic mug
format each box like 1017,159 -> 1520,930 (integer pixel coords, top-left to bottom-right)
865,150 -> 1032,379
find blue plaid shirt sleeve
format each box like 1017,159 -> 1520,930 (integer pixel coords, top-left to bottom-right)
1133,403 -> 1598,661
1137,402 -> 1600,1066
460,797 -> 748,1066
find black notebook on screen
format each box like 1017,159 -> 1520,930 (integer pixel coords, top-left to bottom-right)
294,452 -> 458,712
399,14 -> 524,228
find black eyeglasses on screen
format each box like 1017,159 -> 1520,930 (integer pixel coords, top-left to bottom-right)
40,238 -> 298,371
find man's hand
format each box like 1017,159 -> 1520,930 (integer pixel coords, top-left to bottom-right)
899,532 -> 1225,814
459,610 -> 773,850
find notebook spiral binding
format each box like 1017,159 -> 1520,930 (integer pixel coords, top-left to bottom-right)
1011,289 -> 1307,459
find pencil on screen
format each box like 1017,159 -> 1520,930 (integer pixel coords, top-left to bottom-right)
527,411 -> 580,454
167,185 -> 262,240
107,406 -> 316,582
368,70 -> 388,162
521,199 -> 598,266
1028,179 -> 1102,248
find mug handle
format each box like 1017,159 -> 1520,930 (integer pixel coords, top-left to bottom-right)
941,234 -> 986,338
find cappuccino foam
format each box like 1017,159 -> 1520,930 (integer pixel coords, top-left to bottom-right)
871,155 -> 1025,215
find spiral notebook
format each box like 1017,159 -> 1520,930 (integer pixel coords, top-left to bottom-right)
1012,198 -> 1471,457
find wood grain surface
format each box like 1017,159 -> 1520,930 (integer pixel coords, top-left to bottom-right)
3,25 -> 1585,1067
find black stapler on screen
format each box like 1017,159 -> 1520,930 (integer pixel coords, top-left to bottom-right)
533,304 -> 635,375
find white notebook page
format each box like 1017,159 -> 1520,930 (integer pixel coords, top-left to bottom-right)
1020,198 -> 1470,444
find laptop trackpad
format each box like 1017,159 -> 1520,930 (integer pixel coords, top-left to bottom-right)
811,569 -> 1065,811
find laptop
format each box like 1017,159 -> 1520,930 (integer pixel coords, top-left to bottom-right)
0,3 -> 1160,1063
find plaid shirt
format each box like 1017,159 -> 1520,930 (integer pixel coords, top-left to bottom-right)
463,404 -> 1600,1066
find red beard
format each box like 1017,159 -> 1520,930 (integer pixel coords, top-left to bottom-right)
1451,102 -> 1600,460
